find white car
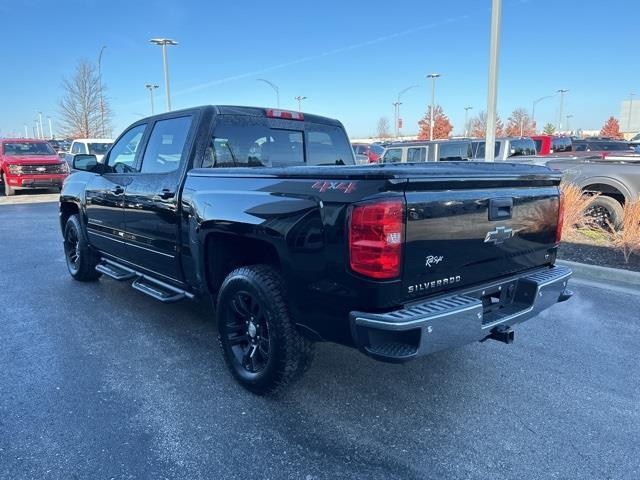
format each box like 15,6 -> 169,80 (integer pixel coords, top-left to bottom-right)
68,138 -> 113,162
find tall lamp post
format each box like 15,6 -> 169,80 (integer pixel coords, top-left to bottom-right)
257,79 -> 280,108
485,0 -> 502,162
426,73 -> 441,141
294,95 -> 307,112
24,124 -> 28,138
532,94 -> 555,132
565,114 -> 573,133
627,92 -> 635,133
98,45 -> 106,137
464,106 -> 473,137
395,85 -> 419,138
150,38 -> 178,112
37,111 -> 44,139
145,84 -> 159,115
47,116 -> 53,139
556,89 -> 569,132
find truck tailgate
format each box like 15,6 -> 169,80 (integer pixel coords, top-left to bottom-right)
403,183 -> 560,298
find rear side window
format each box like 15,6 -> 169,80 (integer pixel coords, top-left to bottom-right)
508,138 -> 536,157
533,139 -> 542,153
306,124 -> 353,166
471,141 -> 499,159
140,116 -> 192,174
382,148 -> 402,163
551,137 -> 571,152
407,147 -> 426,162
205,116 -> 352,167
439,142 -> 472,161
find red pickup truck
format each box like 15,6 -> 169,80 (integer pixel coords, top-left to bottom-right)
0,139 -> 70,196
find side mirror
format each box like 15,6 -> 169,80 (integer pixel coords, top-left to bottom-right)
58,151 -> 66,158
72,154 -> 99,172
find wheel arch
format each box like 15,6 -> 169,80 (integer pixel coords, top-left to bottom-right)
580,178 -> 630,205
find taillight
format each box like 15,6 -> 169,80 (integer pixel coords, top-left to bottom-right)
349,199 -> 404,279
556,191 -> 565,244
265,109 -> 304,121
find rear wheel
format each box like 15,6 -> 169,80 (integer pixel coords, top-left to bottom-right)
216,265 -> 314,395
63,214 -> 102,281
585,196 -> 624,229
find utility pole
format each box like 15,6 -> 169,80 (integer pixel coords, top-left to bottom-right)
98,45 -> 106,137
145,84 -> 159,115
464,106 -> 473,137
150,38 -> 178,112
294,95 -> 307,112
257,79 -> 280,108
557,89 -> 569,132
485,0 -> 502,162
628,92 -> 635,133
426,74 -> 441,141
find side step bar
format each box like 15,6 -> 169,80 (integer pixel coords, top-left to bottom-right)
96,259 -> 193,303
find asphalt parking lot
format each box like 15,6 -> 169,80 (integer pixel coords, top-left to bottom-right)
1,198 -> 639,480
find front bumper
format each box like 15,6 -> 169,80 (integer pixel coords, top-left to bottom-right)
6,174 -> 67,189
350,265 -> 572,363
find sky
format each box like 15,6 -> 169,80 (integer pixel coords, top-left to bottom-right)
0,0 -> 638,139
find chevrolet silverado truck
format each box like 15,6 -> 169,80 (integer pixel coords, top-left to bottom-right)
60,105 -> 572,394
1,138 -> 70,196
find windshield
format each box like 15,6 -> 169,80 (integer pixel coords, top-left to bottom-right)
2,142 -> 55,156
370,144 -> 385,155
587,142 -> 632,151
88,142 -> 112,155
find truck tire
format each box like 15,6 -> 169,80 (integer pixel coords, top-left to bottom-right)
3,176 -> 15,196
586,196 -> 624,229
216,264 -> 314,395
63,214 -> 102,281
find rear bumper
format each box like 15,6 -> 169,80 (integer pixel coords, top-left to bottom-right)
350,265 -> 572,363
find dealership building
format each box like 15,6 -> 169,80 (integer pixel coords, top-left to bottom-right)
620,99 -> 640,136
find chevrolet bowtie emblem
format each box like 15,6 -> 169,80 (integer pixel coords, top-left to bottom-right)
484,226 -> 514,244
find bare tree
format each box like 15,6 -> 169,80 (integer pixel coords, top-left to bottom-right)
376,117 -> 391,139
58,59 -> 112,138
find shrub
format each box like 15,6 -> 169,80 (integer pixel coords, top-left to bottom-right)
610,201 -> 640,263
560,183 -> 600,238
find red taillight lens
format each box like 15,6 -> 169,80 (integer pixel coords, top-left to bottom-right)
349,199 -> 404,279
556,191 -> 565,244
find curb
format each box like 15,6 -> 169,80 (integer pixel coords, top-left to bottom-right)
556,259 -> 640,289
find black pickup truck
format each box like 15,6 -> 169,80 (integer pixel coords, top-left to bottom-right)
60,105 -> 572,394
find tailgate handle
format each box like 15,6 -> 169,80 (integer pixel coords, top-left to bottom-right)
489,198 -> 513,220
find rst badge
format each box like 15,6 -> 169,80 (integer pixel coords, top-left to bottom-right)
425,255 -> 444,268
484,226 -> 514,245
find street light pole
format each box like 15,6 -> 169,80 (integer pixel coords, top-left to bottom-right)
464,106 -> 473,137
257,79 -> 280,108
145,84 -> 159,115
392,101 -> 401,138
532,94 -> 555,131
47,117 -> 53,139
150,38 -> 178,112
98,45 -> 106,137
294,95 -> 307,112
627,92 -> 635,133
426,73 -> 441,141
485,0 -> 502,162
24,124 -> 28,138
566,114 -> 573,133
395,85 -> 419,138
557,89 -> 569,132
37,111 -> 44,139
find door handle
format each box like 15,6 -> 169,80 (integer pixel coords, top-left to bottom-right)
158,188 -> 175,200
112,186 -> 125,195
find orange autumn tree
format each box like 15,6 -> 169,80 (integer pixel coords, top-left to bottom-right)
505,108 -> 536,136
417,106 -> 453,140
600,116 -> 623,139
469,110 -> 504,137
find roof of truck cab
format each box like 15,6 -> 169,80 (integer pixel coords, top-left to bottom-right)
129,105 -> 343,127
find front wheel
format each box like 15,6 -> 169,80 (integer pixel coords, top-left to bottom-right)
216,265 -> 314,395
63,214 -> 102,281
3,177 -> 15,196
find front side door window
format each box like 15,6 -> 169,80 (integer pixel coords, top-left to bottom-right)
105,124 -> 147,173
